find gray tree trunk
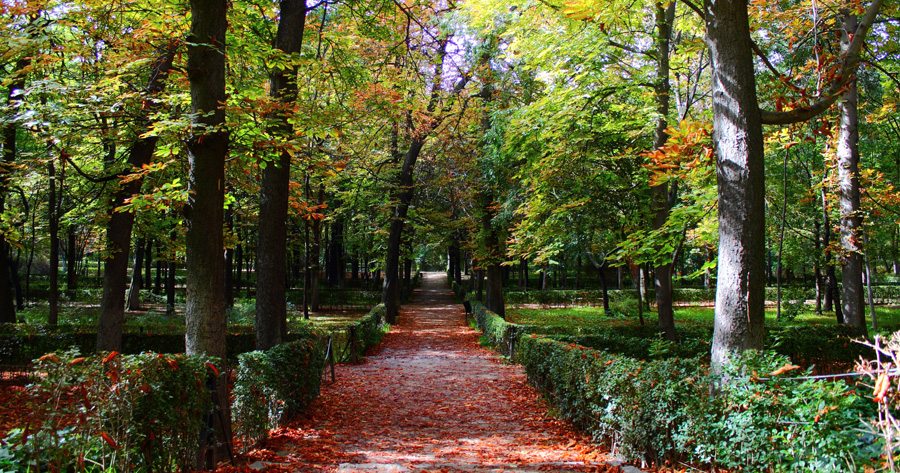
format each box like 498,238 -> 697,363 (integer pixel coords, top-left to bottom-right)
837,12 -> 866,334
705,0 -> 767,371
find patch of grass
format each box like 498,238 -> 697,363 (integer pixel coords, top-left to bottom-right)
507,305 -> 900,336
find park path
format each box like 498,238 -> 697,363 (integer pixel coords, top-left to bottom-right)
231,273 -> 634,473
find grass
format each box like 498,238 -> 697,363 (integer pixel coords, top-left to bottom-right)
507,304 -> 900,335
10,295 -> 372,335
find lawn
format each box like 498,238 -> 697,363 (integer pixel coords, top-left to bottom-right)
507,304 -> 900,335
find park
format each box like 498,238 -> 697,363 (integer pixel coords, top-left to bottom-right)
0,0 -> 899,470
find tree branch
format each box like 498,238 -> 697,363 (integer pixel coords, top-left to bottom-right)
760,0 -> 884,125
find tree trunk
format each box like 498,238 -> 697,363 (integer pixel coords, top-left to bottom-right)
185,2 -> 231,463
166,260 -> 176,316
837,12 -> 866,334
309,183 -> 324,312
382,138 -> 424,323
0,59 -> 29,324
327,207 -> 344,286
184,0 -> 228,361
519,258 -> 527,290
48,159 -> 60,326
486,264 -> 505,317
224,208 -> 234,308
11,254 -> 22,311
66,229 -> 78,298
155,244 -> 163,294
235,240 -> 243,293
814,216 -> 823,314
97,49 -> 176,351
126,238 -> 144,311
255,0 -> 307,350
705,0 -> 767,371
651,2 -> 676,342
475,268 -> 484,302
776,146 -> 789,320
143,239 -> 153,290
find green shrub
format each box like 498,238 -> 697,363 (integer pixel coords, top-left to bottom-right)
353,304 -> 388,357
0,325 -> 259,364
683,351 -> 878,471
473,303 -> 880,470
6,349 -> 215,472
233,330 -> 326,448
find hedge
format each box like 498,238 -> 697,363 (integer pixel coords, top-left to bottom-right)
2,350 -> 216,472
350,303 -> 388,359
501,285 -> 900,306
0,326 -> 259,365
233,327 -> 327,448
232,304 -> 387,448
470,301 -> 879,470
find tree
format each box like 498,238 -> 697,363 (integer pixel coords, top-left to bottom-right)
702,0 -> 883,370
255,0 -> 308,350
184,0 -> 228,360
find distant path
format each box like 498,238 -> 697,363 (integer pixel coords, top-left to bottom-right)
233,273 -> 635,472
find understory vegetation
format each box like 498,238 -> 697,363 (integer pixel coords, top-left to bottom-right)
469,297 -> 882,470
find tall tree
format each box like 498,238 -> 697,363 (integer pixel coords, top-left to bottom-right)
255,0 -> 307,350
184,0 -> 228,360
837,11 -> 866,333
96,47 -> 177,351
705,0 -> 883,370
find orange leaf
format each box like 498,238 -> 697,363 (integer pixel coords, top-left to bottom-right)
768,364 -> 801,376
100,431 -> 118,450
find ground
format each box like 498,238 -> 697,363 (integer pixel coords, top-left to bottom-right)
224,274 -> 636,473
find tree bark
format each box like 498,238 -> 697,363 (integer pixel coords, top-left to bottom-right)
184,0 -> 228,360
837,12 -> 866,334
126,237 -> 145,311
255,0 -> 307,349
705,0 -> 767,371
326,206 -> 344,286
382,138 -> 424,323
97,48 -> 176,351
0,58 -> 29,324
65,229 -> 78,298
48,159 -> 60,326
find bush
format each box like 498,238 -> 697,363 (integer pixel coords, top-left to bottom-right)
5,349 -> 215,472
0,325 -> 260,364
351,304 -> 388,359
472,303 -> 880,470
683,351 -> 878,471
233,328 -> 326,448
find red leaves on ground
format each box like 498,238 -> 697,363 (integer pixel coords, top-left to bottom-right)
221,276 -> 617,472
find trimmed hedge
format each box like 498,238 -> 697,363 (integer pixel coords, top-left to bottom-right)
501,285 -> 900,306
470,301 -> 879,470
233,305 -> 387,448
349,303 -> 388,360
2,350 -> 216,471
233,327 -> 327,448
0,326 -> 259,365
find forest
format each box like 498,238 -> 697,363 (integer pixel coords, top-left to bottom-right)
0,0 -> 899,471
